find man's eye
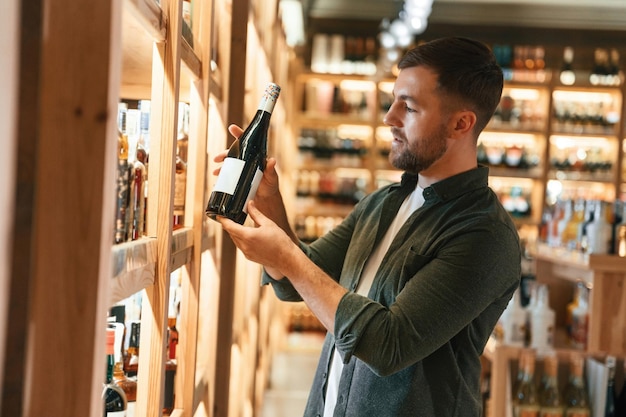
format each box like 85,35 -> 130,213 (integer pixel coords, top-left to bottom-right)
405,104 -> 416,113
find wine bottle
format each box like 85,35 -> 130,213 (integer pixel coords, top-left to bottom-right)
513,349 -> 540,417
115,128 -> 131,244
539,353 -> 564,417
605,356 -> 616,417
530,284 -> 555,353
615,360 -> 626,416
206,83 -> 281,224
563,353 -> 591,417
123,321 -> 140,378
103,327 -> 127,417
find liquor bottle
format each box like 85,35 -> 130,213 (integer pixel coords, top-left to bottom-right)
128,152 -> 146,240
560,47 -> 576,86
563,353 -> 591,417
115,128 -> 131,244
613,202 -> 626,256
123,321 -> 140,378
615,360 -> 626,416
103,328 -> 127,417
206,83 -> 281,224
500,287 -> 527,346
539,353 -> 564,417
570,283 -> 589,350
586,200 -> 612,254
562,199 -> 585,250
163,316 -> 179,415
605,356 -> 616,417
513,349 -> 540,417
530,284 -> 555,353
112,320 -> 136,417
173,102 -> 188,229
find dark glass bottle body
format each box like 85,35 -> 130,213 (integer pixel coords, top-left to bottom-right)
206,83 -> 281,224
103,328 -> 127,417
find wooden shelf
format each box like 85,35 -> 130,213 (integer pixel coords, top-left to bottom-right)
111,237 -> 157,304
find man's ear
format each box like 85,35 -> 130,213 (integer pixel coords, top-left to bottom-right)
452,110 -> 477,136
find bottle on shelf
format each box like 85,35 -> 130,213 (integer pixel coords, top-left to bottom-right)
128,150 -> 147,240
585,200 -> 612,254
615,360 -> 626,416
123,321 -> 140,378
173,102 -> 189,229
570,282 -> 589,350
539,353 -> 564,417
613,201 -> 626,257
562,198 -> 585,251
559,47 -> 576,86
513,349 -> 540,417
103,327 -> 127,417
605,356 -> 617,417
206,83 -> 281,224
115,119 -> 131,244
563,353 -> 591,417
530,284 -> 555,352
499,287 -> 527,347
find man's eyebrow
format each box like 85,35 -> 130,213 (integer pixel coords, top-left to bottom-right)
397,94 -> 418,105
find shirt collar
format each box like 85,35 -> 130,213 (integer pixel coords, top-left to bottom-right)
391,165 -> 489,203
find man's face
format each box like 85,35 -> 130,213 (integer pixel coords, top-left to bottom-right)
383,66 -> 451,174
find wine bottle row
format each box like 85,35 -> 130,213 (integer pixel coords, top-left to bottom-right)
296,169 -> 368,205
103,270 -> 182,416
540,198 -> 626,256
511,349 -> 626,417
496,278 -> 591,351
114,100 -> 189,244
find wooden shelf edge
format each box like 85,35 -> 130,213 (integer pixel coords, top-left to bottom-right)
124,0 -> 166,42
534,242 -> 626,273
110,237 -> 158,304
171,227 -> 194,270
181,37 -> 202,81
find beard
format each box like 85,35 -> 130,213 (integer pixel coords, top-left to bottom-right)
388,125 -> 449,174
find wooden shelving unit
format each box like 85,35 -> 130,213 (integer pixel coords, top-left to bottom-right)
1,0 -> 291,417
483,244 -> 626,417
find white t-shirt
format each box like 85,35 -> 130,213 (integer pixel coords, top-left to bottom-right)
323,185 -> 425,416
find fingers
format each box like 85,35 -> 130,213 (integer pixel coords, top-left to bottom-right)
246,200 -> 267,225
228,124 -> 244,138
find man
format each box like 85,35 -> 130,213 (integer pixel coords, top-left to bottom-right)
218,37 -> 521,416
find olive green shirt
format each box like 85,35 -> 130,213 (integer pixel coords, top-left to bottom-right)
262,166 -> 521,416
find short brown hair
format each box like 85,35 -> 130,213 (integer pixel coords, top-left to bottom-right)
398,37 -> 503,135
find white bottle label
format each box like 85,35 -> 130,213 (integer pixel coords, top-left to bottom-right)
106,412 -> 126,417
243,168 -> 263,214
213,157 -> 245,194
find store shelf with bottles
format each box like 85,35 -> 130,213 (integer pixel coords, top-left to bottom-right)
476,81 -> 550,226
482,239 -> 626,417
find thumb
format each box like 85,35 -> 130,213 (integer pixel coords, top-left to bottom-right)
246,200 -> 268,226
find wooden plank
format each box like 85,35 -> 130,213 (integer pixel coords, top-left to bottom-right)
24,0 -> 122,415
177,0 -> 214,406
134,0 -> 181,414
213,0 -> 251,415
110,238 -> 158,304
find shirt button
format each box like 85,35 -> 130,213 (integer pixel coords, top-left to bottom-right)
322,372 -> 327,379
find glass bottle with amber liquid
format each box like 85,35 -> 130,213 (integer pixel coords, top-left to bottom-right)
563,354 -> 591,417
173,103 -> 188,229
206,83 -> 281,224
539,353 -> 564,417
103,328 -> 127,417
514,349 -> 540,417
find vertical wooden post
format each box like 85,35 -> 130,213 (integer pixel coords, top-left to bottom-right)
17,0 -> 123,415
213,0 -> 250,415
